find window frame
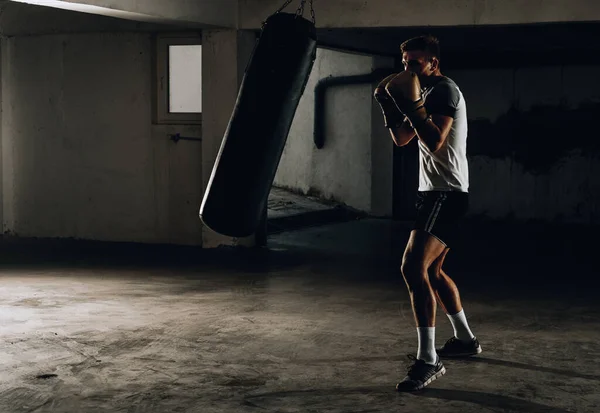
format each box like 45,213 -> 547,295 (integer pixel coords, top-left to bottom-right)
154,32 -> 203,125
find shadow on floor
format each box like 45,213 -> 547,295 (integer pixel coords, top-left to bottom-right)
0,216 -> 597,292
244,386 -> 571,413
232,354 -> 600,382
462,356 -> 600,381
414,388 -> 571,413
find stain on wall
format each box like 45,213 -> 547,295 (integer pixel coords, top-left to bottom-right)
436,62 -> 600,225
468,100 -> 600,175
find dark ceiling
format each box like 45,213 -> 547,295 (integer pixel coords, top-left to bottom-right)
315,21 -> 600,69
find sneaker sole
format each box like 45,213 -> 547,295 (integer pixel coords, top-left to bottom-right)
396,366 -> 446,392
437,345 -> 482,358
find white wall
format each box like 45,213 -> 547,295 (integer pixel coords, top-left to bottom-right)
239,0 -> 600,29
1,33 -> 204,244
274,48 -> 393,214
447,65 -> 600,224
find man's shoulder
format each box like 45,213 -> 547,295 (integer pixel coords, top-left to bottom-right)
434,76 -> 460,92
425,76 -> 462,106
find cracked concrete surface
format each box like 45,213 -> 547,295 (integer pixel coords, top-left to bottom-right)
0,218 -> 599,412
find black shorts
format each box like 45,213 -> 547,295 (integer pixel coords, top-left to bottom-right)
413,191 -> 469,247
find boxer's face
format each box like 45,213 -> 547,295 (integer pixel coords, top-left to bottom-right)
402,50 -> 438,80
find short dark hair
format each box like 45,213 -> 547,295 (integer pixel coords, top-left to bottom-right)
400,35 -> 440,60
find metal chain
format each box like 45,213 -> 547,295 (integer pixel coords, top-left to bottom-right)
274,0 -> 294,14
274,0 -> 316,24
296,0 -> 305,17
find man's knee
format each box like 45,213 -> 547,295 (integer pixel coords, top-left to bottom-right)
401,256 -> 428,290
427,249 -> 448,286
427,265 -> 442,286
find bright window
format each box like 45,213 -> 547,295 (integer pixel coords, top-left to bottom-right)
169,45 -> 202,113
155,34 -> 202,124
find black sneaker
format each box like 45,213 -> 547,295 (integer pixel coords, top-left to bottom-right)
437,336 -> 482,358
395,355 -> 446,392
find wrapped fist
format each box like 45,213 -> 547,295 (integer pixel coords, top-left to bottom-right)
385,71 -> 429,127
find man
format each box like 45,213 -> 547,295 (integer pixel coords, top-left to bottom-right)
373,35 -> 482,392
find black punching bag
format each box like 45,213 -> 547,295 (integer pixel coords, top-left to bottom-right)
199,12 -> 317,238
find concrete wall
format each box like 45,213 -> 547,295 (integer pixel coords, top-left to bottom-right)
446,65 -> 600,224
239,0 -> 600,29
1,33 -> 204,244
0,1 -> 262,248
274,48 -> 394,215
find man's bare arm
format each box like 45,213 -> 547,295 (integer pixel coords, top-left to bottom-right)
389,118 -> 417,147
413,114 -> 453,153
385,72 -> 458,153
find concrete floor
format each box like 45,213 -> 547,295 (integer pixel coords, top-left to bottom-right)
1,218 -> 599,413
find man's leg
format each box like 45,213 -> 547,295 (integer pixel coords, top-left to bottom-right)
401,230 -> 446,356
429,248 -> 482,357
396,229 -> 447,392
429,248 -> 462,314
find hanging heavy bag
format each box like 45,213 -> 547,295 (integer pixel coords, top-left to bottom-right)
199,0 -> 317,238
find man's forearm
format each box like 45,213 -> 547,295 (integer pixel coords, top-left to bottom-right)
413,117 -> 443,152
390,118 -> 416,146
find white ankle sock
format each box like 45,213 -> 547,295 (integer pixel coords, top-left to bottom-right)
417,327 -> 437,365
447,309 -> 475,342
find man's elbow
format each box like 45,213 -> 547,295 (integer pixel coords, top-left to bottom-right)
426,133 -> 447,153
391,130 -> 415,147
389,130 -> 405,147
395,138 -> 414,147
428,141 -> 443,153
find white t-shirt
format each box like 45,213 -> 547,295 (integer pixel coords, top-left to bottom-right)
418,76 -> 469,193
